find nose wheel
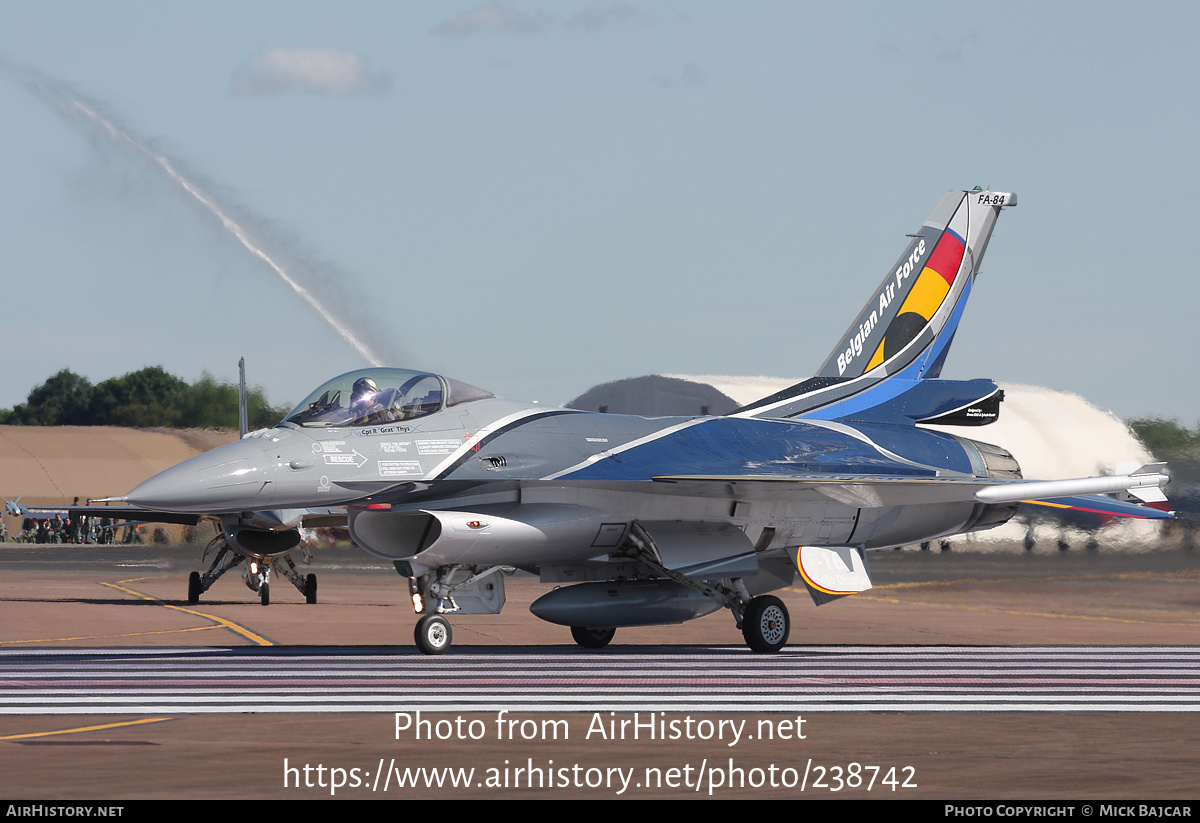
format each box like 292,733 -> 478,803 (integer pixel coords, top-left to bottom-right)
415,614 -> 452,655
243,561 -> 272,606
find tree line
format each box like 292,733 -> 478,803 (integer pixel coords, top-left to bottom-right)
0,367 -> 291,430
1127,418 -> 1200,455
4,366 -> 1197,451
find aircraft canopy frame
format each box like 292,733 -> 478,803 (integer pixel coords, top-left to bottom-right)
280,368 -> 494,429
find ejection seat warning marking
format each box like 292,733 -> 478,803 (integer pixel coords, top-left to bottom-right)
379,461 -> 422,477
379,442 -> 412,453
315,441 -> 347,453
417,439 -> 460,455
324,450 -> 368,468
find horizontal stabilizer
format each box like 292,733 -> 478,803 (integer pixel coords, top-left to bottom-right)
1019,494 -> 1173,520
841,378 -> 1002,426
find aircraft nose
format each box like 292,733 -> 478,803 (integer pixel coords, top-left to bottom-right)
127,438 -> 278,512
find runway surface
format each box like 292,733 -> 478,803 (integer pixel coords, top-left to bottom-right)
2,542 -> 1199,798
5,645 -> 1200,714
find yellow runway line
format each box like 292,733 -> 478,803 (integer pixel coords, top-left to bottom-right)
100,580 -> 274,646
0,625 -> 219,645
1,717 -> 172,741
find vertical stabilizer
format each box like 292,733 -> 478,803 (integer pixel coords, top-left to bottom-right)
736,189 -> 1016,420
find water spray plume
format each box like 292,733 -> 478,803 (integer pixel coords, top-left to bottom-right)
10,64 -> 387,367
932,384 -> 1166,552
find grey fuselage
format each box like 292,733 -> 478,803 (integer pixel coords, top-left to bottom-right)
126,368 -> 1020,579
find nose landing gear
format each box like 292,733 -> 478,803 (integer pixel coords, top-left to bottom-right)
414,614 -> 452,654
243,560 -> 272,606
186,531 -> 318,605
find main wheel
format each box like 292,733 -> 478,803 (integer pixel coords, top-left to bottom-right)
187,571 -> 202,604
742,595 -> 790,653
570,626 -> 616,649
259,582 -> 270,606
415,614 -> 452,655
305,574 -> 318,605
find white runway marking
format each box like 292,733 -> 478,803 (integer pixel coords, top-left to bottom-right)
2,645 -> 1199,714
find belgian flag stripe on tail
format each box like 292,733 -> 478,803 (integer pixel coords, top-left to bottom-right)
894,228 -> 966,323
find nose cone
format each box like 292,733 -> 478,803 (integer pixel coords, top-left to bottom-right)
128,438 -> 277,513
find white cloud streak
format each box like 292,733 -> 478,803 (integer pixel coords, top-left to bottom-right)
431,3 -> 642,36
231,48 -> 390,97
10,65 -> 394,366
432,3 -> 543,36
564,4 -> 639,31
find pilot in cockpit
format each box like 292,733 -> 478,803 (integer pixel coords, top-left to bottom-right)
349,376 -> 384,423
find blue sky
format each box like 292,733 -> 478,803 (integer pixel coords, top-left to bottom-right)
1,1 -> 1197,421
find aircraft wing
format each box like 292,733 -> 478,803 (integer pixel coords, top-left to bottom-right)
22,505 -> 201,526
649,470 -> 1173,519
18,505 -> 347,529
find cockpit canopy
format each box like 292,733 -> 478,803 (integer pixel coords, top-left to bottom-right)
280,368 -> 494,429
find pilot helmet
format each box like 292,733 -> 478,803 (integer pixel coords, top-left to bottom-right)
351,377 -> 378,403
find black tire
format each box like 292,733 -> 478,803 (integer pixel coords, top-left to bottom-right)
570,626 -> 616,649
414,614 -> 452,655
187,571 -> 202,604
742,595 -> 789,653
260,582 -> 270,606
305,574 -> 318,605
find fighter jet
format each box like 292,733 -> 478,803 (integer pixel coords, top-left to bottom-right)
82,189 -> 1173,653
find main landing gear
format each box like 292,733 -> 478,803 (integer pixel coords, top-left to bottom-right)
740,595 -> 790,653
622,523 -> 792,655
564,597 -> 790,653
185,532 -> 318,605
406,523 -> 795,655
